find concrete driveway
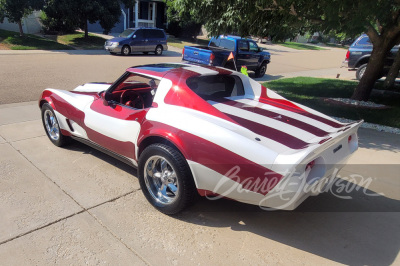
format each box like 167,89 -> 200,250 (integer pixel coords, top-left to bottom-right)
0,103 -> 399,265
0,46 -> 399,265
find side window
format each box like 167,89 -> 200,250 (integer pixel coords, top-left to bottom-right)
154,30 -> 165,39
238,40 -> 249,52
135,30 -> 144,39
249,41 -> 259,52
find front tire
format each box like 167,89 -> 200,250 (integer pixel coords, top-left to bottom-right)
41,103 -> 69,147
356,63 -> 367,81
121,45 -> 131,56
155,45 -> 163,56
255,62 -> 267,78
138,143 -> 197,214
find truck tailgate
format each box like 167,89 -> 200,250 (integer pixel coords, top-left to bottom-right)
183,46 -> 213,65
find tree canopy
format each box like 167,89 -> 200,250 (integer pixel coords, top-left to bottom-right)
169,0 -> 400,100
0,0 -> 44,36
43,0 -> 130,37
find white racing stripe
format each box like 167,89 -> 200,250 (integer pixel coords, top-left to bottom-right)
235,98 -> 343,132
183,66 -> 219,75
209,101 -> 323,142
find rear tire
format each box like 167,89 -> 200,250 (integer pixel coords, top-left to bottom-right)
255,62 -> 267,78
356,63 -> 367,81
155,45 -> 163,56
41,103 -> 69,147
121,45 -> 131,56
138,143 -> 197,214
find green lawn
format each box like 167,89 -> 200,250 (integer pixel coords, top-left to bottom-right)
264,77 -> 400,128
0,29 -> 72,50
277,42 -> 327,50
55,32 -> 107,50
167,36 -> 210,49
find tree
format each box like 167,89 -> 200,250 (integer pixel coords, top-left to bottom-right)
170,0 -> 400,101
0,0 -> 43,36
43,0 -> 130,38
383,49 -> 400,89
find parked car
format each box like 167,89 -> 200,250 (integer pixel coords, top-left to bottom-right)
39,63 -> 361,214
104,27 -> 168,56
182,35 -> 271,77
344,34 -> 398,80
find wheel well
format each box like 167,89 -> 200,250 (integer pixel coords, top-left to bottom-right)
39,100 -> 47,108
356,57 -> 369,67
138,136 -> 184,159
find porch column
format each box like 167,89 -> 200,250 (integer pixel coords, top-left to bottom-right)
152,2 -> 156,27
135,0 -> 138,27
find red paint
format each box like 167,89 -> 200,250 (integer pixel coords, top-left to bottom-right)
162,70 -> 240,125
138,121 -> 283,196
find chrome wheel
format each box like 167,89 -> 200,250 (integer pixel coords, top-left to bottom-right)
44,109 -> 60,141
358,67 -> 365,79
144,155 -> 179,204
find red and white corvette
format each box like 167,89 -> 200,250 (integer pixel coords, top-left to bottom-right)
39,63 -> 362,214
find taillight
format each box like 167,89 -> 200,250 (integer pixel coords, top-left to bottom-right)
348,135 -> 352,143
345,50 -> 350,60
210,53 -> 215,65
182,47 -> 185,59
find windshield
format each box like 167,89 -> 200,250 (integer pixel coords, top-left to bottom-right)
119,29 -> 135,38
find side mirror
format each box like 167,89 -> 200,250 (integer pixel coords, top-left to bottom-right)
258,47 -> 264,52
132,35 -> 136,39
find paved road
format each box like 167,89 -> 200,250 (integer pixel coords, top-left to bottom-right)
0,45 -> 353,105
0,101 -> 399,265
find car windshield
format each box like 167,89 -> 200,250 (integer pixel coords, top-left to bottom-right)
119,29 -> 135,38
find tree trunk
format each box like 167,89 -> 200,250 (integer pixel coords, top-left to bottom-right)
84,20 -> 88,39
351,42 -> 392,101
383,49 -> 400,89
18,20 -> 24,37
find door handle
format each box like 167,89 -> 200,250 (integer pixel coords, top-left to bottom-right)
194,51 -> 199,55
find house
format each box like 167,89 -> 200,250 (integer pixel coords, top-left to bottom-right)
88,0 -> 167,34
0,11 -> 42,34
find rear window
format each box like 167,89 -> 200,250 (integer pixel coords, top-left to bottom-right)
209,37 -> 235,50
186,75 -> 245,99
357,36 -> 371,46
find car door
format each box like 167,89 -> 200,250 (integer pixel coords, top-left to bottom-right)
144,29 -> 156,52
130,29 -> 145,52
247,41 -> 261,69
83,97 -> 146,161
236,40 -> 252,68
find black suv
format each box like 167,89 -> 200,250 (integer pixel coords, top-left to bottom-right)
344,34 -> 398,80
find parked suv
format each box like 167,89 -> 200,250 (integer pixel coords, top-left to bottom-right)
344,34 -> 398,80
105,27 -> 168,56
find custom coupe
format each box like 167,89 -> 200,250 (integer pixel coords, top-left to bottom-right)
39,63 -> 362,214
